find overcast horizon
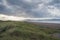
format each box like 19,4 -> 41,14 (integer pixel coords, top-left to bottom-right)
0,0 -> 60,21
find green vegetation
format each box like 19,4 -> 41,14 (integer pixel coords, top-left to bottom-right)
0,21 -> 60,40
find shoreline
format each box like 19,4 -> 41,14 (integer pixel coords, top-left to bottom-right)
28,21 -> 60,29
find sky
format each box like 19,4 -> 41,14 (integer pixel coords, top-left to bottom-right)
0,0 -> 60,21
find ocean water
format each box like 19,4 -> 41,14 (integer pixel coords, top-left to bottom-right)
26,19 -> 60,24
29,21 -> 60,24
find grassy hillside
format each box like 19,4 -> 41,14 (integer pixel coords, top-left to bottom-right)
0,21 -> 60,40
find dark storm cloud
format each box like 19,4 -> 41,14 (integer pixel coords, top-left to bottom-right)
0,0 -> 60,18
0,5 -> 5,12
51,0 -> 60,4
49,0 -> 60,8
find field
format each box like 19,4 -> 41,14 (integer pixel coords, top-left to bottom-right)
0,21 -> 60,40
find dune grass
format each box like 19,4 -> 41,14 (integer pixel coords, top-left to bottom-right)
0,21 -> 60,40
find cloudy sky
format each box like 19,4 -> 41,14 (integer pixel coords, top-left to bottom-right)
0,0 -> 60,21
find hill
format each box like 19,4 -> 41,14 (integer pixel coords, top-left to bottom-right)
0,21 -> 60,40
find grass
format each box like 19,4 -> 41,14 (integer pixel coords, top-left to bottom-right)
0,21 -> 60,40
